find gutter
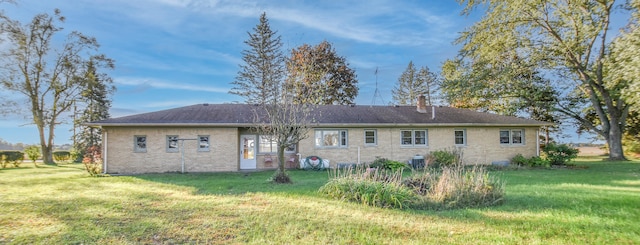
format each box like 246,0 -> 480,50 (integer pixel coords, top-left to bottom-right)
85,122 -> 554,128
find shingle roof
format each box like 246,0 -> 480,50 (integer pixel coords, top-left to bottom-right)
87,104 -> 552,127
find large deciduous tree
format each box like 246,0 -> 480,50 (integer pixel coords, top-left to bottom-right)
392,61 -> 439,105
449,0 -> 631,160
0,9 -> 114,164
286,40 -> 358,105
230,12 -> 285,105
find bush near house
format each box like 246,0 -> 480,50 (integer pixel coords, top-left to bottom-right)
368,157 -> 409,171
428,147 -> 463,168
542,143 -> 579,165
511,154 -> 548,167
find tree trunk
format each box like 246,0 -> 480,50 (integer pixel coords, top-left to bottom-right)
277,145 -> 286,174
607,123 -> 626,161
42,144 -> 55,164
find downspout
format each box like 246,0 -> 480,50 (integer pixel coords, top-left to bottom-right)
357,146 -> 361,165
103,129 -> 108,174
536,129 -> 540,157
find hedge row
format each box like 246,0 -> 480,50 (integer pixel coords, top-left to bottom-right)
0,151 -> 24,168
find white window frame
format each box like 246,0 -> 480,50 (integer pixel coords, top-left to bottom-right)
454,129 -> 466,146
400,130 -> 428,147
364,129 -> 377,146
134,135 -> 147,153
198,135 -> 210,152
500,129 -> 525,145
259,135 -> 297,153
315,129 -> 348,148
259,135 -> 277,153
166,135 -> 179,153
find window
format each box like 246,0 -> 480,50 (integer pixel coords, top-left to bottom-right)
315,130 -> 348,148
166,135 -> 179,152
400,130 -> 428,147
454,129 -> 466,146
259,135 -> 297,153
134,135 -> 147,152
198,135 -> 210,151
259,135 -> 277,153
500,129 -> 524,145
364,130 -> 377,146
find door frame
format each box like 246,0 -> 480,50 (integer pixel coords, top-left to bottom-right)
240,134 -> 257,170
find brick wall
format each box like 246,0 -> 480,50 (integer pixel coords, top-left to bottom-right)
103,127 -> 238,174
297,126 -> 540,166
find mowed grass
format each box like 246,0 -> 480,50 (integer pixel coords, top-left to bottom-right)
1,158 -> 639,244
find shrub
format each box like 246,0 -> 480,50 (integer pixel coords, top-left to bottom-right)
320,163 -> 504,210
543,143 -> 579,165
0,151 -> 24,168
511,154 -> 549,167
402,172 -> 435,196
369,157 -> 408,172
24,146 -> 41,166
427,165 -> 504,209
319,167 -> 416,209
82,146 -> 103,176
429,148 -> 463,168
53,151 -> 72,162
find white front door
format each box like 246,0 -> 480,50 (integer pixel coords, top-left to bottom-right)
240,135 -> 257,170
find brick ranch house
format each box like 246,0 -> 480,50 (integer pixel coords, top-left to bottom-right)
87,98 -> 551,174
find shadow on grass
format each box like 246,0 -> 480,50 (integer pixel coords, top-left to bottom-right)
134,169 -> 331,196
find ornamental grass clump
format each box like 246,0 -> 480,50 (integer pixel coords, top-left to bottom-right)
319,162 -> 504,210
319,166 -> 416,209
427,165 -> 504,209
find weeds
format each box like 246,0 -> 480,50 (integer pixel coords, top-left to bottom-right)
319,164 -> 504,210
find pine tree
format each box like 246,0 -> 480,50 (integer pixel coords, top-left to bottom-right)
73,59 -> 115,160
416,66 -> 439,106
230,12 -> 285,105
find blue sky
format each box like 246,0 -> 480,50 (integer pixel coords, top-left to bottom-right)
0,0 -> 617,145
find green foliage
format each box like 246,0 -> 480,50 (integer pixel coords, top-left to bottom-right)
53,151 -> 71,162
0,151 -> 24,168
452,0 -> 630,160
369,157 -> 408,172
543,143 -> 579,165
70,148 -> 83,162
73,60 -> 114,160
426,165 -> 504,209
24,146 -> 41,163
511,154 -> 549,167
229,12 -> 286,105
320,163 -> 503,210
319,167 -> 415,209
392,61 -> 439,105
429,148 -> 463,168
286,40 -> 359,105
0,10 -> 114,164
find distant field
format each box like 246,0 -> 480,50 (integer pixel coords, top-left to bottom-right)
577,146 -> 606,156
1,158 -> 639,244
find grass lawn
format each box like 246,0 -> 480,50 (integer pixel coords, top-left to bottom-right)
1,158 -> 639,244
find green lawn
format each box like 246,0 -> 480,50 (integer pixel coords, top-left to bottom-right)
1,158 -> 639,244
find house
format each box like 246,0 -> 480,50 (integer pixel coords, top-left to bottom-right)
87,96 -> 551,174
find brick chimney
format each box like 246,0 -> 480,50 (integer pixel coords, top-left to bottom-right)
417,95 -> 427,113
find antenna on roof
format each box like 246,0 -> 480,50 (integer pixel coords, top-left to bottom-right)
371,66 -> 386,105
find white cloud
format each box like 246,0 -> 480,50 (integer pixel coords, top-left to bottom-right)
115,77 -> 230,93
